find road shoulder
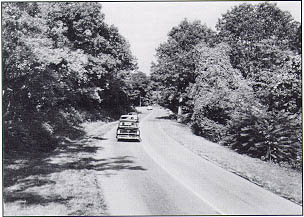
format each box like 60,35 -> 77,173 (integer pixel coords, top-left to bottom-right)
4,121 -> 116,216
156,109 -> 302,205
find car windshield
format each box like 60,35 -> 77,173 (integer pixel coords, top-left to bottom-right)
119,121 -> 138,127
121,115 -> 137,119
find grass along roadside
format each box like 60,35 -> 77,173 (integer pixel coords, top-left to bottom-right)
4,121 -> 116,216
157,117 -> 302,205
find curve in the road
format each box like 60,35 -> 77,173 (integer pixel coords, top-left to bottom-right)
139,107 -> 302,215
95,107 -> 302,215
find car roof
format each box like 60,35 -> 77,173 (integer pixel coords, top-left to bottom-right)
119,120 -> 138,125
119,115 -> 137,121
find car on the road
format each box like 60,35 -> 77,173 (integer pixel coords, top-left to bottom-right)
116,119 -> 141,141
147,106 -> 153,110
128,112 -> 139,122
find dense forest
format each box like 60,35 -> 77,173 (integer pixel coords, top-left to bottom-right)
150,2 -> 302,169
3,2 -> 140,155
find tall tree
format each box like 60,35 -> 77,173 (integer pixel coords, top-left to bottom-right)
3,2 -> 137,153
151,19 -> 216,111
127,71 -> 151,106
216,2 -> 300,78
189,43 -> 253,141
215,2 -> 302,165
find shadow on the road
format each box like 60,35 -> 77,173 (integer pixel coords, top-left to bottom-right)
155,114 -> 176,120
4,132 -> 146,206
117,139 -> 141,143
92,136 -> 107,140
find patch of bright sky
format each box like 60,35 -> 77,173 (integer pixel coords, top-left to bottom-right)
101,1 -> 301,74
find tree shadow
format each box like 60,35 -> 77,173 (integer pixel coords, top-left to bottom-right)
4,132 -> 146,207
155,114 -> 176,120
5,191 -> 72,206
91,136 -> 107,140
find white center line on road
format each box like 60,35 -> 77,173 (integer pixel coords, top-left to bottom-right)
140,112 -> 224,214
139,108 -> 302,215
143,142 -> 224,214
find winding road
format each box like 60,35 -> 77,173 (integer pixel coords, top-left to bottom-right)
95,107 -> 302,215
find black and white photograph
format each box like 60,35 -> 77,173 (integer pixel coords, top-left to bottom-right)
2,1 -> 302,215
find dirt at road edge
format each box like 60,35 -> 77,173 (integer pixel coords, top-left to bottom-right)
4,121 -> 116,216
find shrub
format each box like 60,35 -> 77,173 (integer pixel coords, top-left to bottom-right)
191,116 -> 227,143
223,106 -> 302,169
4,118 -> 59,155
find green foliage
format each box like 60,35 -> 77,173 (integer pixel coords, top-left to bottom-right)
126,71 -> 152,106
3,2 -> 137,154
223,107 -> 302,169
189,42 -> 302,168
189,43 -> 251,142
209,2 -> 301,168
217,2 -> 298,44
250,51 -> 302,114
150,19 -> 216,112
151,3 -> 301,169
216,2 -> 300,78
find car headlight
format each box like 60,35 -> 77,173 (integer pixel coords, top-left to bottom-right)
136,130 -> 140,136
117,129 -> 121,134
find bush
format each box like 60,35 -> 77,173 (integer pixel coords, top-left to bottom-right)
223,106 -> 302,169
4,118 -> 59,155
191,116 -> 226,143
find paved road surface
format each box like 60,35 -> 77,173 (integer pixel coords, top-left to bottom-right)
95,107 -> 302,215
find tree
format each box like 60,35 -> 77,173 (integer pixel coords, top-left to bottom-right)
216,2 -> 300,78
151,19 -> 216,112
217,2 -> 301,113
188,42 -> 301,168
189,43 -> 252,142
215,2 -> 302,166
127,71 -> 151,106
3,2 -> 137,153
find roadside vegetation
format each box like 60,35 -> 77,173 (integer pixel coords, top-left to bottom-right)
3,2 -> 142,156
127,71 -> 153,106
157,113 -> 302,205
3,2 -> 148,212
4,2 -> 301,215
150,2 -> 302,170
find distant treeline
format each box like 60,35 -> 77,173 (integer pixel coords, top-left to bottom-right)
3,2 -> 141,154
150,2 -> 302,169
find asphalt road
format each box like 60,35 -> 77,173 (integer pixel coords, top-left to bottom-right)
95,107 -> 302,215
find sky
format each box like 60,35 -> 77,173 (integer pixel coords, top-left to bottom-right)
101,1 -> 301,74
